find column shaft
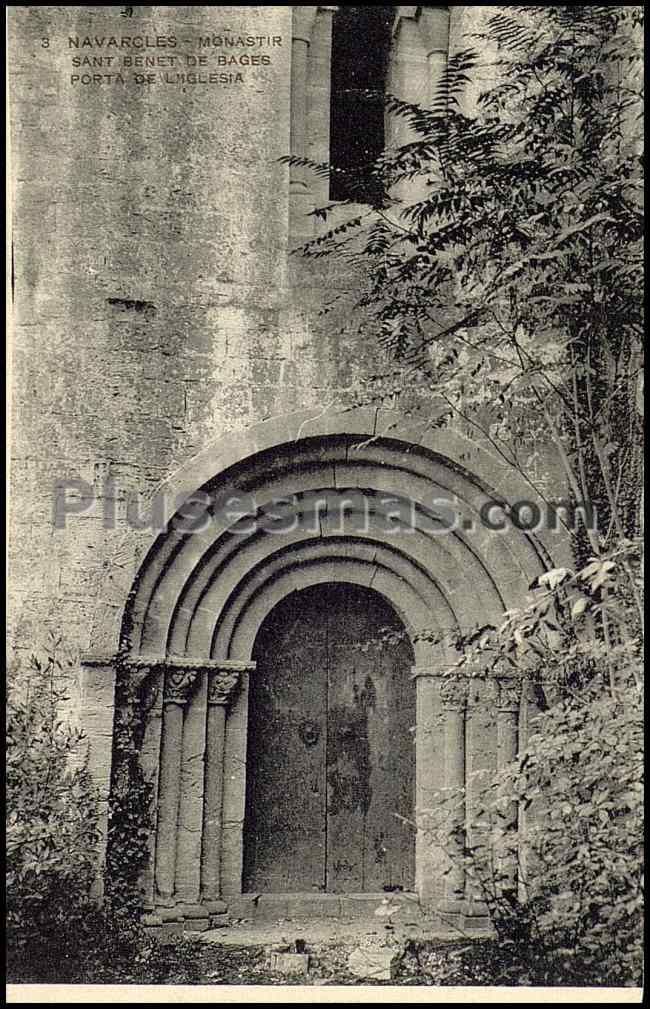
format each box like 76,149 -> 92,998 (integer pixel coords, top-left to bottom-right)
200,665 -> 245,901
306,6 -> 336,207
443,704 -> 466,906
174,674 -> 208,904
131,667 -> 163,912
290,7 -> 318,239
414,671 -> 445,903
495,679 -> 522,897
154,700 -> 184,903
418,6 -> 451,105
290,37 -> 309,185
201,703 -> 227,900
220,668 -> 253,895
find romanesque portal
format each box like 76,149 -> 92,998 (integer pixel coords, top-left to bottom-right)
80,409 -> 564,929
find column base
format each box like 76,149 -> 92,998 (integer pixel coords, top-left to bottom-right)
144,895 -> 230,934
202,899 -> 228,915
154,893 -> 176,909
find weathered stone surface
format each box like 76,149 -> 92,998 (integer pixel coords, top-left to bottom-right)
340,895 -> 390,920
269,952 -> 311,977
253,893 -> 341,921
178,903 -> 209,920
225,895 -> 259,919
347,947 -> 403,982
183,918 -> 210,933
157,907 -> 183,924
202,900 -> 228,916
282,894 -> 343,920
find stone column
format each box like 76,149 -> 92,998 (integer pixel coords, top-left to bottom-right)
154,667 -> 198,905
174,670 -> 209,906
306,6 -> 337,208
439,674 -> 470,913
463,674 -> 494,923
418,6 -> 451,106
412,661 -> 470,913
412,666 -> 445,906
200,667 -> 241,904
386,8 -> 426,149
495,676 -> 523,899
385,7 -> 435,208
220,661 -> 257,895
290,6 -> 318,240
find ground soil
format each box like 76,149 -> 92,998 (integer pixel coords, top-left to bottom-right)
149,919 -> 503,987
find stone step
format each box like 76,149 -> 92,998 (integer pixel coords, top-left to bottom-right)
225,892 -> 434,924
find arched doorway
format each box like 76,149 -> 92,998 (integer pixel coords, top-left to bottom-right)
243,582 -> 416,894
84,407 -> 560,915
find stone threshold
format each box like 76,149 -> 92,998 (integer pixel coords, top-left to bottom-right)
142,893 -> 493,939
228,892 -> 424,922
142,892 -> 426,936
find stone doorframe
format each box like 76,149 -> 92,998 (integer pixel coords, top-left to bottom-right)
78,405 -> 568,925
81,650 -> 528,926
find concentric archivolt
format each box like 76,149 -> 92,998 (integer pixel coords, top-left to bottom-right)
122,423 -> 561,665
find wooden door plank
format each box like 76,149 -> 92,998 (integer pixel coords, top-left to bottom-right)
243,590 -> 327,892
325,584 -> 416,892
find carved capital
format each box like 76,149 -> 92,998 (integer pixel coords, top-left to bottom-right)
164,668 -> 200,706
293,6 -> 319,44
439,675 -> 470,710
395,5 -> 419,20
495,677 -> 523,713
117,659 -> 163,714
122,661 -> 156,689
417,5 -> 450,55
113,654 -> 255,707
207,669 -> 241,708
134,666 -> 163,714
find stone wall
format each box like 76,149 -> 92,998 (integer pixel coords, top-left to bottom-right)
8,6 -> 377,692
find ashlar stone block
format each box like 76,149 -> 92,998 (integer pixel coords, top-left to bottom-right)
269,952 -> 311,977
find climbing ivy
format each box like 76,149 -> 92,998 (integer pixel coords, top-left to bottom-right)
104,658 -> 158,912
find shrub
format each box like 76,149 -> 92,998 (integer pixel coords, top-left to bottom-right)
6,641 -> 155,984
425,681 -> 643,987
504,684 -> 644,986
6,643 -> 102,980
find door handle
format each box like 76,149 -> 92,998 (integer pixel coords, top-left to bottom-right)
298,719 -> 321,747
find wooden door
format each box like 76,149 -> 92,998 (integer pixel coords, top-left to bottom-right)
243,583 -> 415,893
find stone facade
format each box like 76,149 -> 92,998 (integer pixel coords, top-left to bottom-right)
8,6 -> 570,928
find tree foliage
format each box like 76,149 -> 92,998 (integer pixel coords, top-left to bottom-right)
298,6 -> 643,568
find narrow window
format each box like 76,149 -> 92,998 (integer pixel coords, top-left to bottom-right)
329,6 -> 394,202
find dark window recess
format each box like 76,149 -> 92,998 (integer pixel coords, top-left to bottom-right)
329,6 -> 394,202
